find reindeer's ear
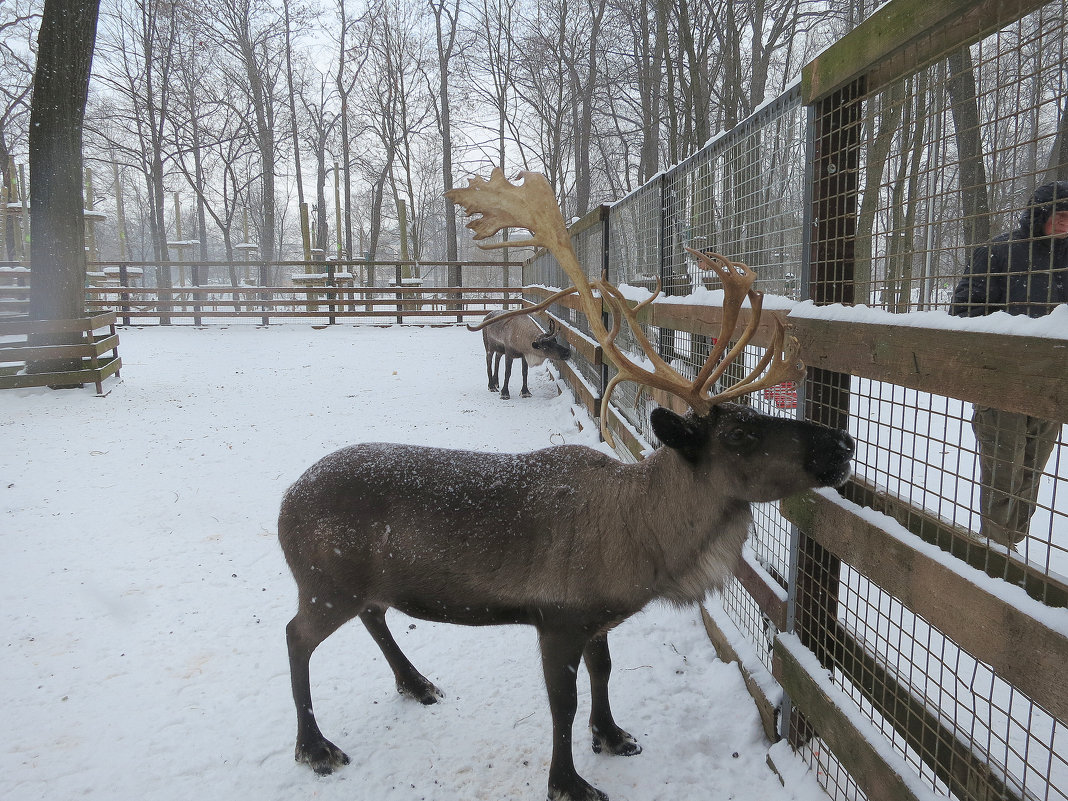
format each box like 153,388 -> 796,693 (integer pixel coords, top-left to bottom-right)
649,410 -> 700,448
650,407 -> 711,456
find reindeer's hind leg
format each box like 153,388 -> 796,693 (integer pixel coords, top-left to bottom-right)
541,628 -> 608,801
360,607 -> 443,704
584,633 -> 641,757
487,349 -> 500,392
286,596 -> 357,775
500,351 -> 516,399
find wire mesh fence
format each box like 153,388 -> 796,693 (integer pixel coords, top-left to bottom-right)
525,1 -> 1067,799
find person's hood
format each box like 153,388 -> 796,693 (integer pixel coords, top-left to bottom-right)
1018,180 -> 1068,236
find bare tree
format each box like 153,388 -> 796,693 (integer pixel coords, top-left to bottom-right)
296,67 -> 340,256
208,0 -> 285,267
283,0 -> 309,260
0,0 -> 40,260
94,0 -> 179,269
511,0 -> 573,206
333,0 -> 371,261
357,0 -> 433,267
428,0 -> 460,282
567,0 -> 606,215
946,45 -> 991,251
170,40 -> 259,280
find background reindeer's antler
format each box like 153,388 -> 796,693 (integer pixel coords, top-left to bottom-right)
446,169 -> 805,445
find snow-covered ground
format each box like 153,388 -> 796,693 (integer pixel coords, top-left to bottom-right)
0,325 -> 828,801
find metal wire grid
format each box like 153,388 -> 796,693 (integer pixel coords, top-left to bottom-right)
518,8 -> 1065,795
719,576 -> 778,673
853,6 -> 1068,310
792,543 -> 1068,800
786,714 -> 867,801
662,86 -> 808,299
523,224 -> 606,407
837,3 -> 1068,578
607,182 -> 661,286
849,377 -> 1068,583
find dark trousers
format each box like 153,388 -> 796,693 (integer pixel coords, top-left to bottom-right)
971,405 -> 1060,546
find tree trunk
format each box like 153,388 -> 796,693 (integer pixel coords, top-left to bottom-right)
1044,96 -> 1068,183
431,0 -> 460,284
284,0 -> 309,261
28,0 -> 101,360
946,46 -> 991,250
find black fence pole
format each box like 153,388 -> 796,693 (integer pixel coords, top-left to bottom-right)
787,77 -> 863,748
192,261 -> 202,327
259,261 -> 269,326
118,264 -> 131,327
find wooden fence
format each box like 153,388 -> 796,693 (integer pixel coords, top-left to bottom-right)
0,259 -> 526,326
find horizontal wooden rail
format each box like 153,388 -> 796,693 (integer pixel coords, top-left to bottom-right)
80,285 -> 523,295
788,316 -> 1067,423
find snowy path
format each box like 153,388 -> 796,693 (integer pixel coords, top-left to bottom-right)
1,325 -> 826,801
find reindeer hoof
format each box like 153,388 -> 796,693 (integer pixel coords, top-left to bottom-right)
591,725 -> 642,756
295,737 -> 350,775
499,391 -> 510,400
547,776 -> 609,801
397,676 -> 444,705
521,390 -> 532,398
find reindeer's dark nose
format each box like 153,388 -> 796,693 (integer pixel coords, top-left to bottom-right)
805,428 -> 854,487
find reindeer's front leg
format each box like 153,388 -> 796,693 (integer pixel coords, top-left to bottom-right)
540,629 -> 608,801
584,634 -> 641,757
520,356 -> 532,397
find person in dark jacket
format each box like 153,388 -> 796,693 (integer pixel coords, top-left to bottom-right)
950,180 -> 1068,547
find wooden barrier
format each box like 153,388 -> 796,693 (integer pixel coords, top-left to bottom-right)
0,312 -> 121,394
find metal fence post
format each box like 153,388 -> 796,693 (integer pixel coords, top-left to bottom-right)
785,78 -> 863,748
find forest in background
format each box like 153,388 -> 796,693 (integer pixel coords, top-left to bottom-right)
0,0 -> 879,267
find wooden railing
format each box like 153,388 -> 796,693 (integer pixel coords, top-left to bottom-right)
0,284 -> 528,326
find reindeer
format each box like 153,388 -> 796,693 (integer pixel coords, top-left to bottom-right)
278,169 -> 855,801
470,309 -> 572,399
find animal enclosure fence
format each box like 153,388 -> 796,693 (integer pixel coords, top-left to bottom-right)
0,260 -> 527,326
528,0 -> 1068,798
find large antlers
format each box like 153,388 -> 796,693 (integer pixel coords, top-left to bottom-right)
446,169 -> 804,444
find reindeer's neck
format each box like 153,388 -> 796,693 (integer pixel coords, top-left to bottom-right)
625,448 -> 751,605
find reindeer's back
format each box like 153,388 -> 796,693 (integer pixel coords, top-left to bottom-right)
277,442 -> 630,608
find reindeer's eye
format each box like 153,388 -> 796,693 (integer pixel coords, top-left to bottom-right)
725,427 -> 760,448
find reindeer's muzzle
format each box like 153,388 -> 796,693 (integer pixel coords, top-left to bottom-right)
804,427 -> 855,487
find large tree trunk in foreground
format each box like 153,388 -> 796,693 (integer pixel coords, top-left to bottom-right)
28,0 -> 101,351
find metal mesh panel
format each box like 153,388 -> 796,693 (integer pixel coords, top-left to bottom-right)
524,218 -> 606,411
663,86 -> 807,299
852,6 -> 1068,312
720,576 -> 777,673
792,539 -> 1068,800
